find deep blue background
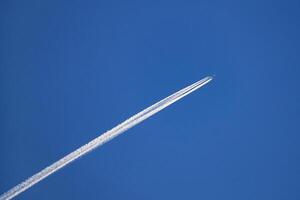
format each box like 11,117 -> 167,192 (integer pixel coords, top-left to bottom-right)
1,0 -> 300,199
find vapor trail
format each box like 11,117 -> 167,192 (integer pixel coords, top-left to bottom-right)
0,76 -> 213,200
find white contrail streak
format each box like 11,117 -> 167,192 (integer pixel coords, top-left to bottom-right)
0,76 -> 213,200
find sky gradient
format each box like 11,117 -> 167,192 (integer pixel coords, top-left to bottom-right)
1,0 -> 300,199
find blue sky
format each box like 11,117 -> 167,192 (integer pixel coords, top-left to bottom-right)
1,0 -> 300,199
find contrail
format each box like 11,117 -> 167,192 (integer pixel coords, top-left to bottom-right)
0,76 -> 213,200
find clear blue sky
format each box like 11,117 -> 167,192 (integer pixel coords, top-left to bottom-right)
1,0 -> 300,199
